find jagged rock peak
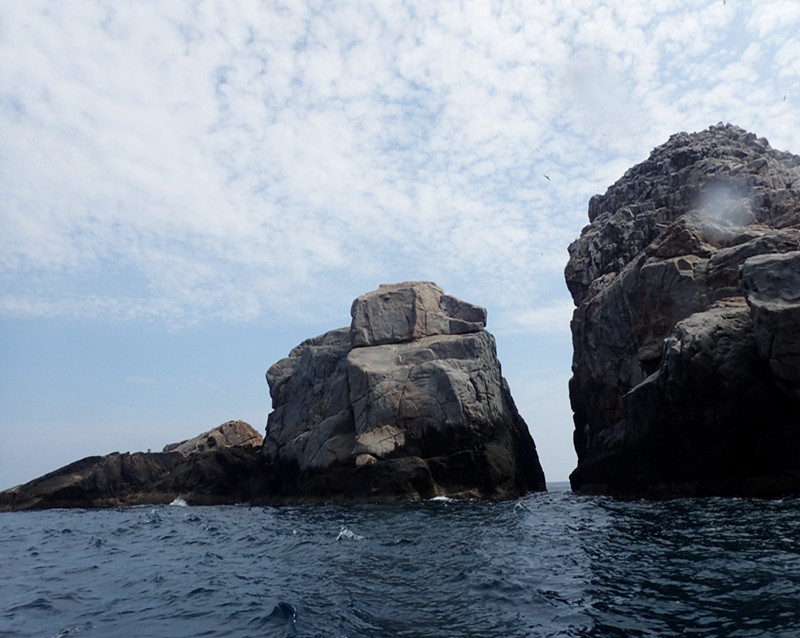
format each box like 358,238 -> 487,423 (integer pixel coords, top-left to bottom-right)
566,122 -> 800,306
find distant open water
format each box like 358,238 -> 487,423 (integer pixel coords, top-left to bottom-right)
2,484 -> 799,637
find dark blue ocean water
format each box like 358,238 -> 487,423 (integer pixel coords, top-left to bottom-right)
2,484 -> 799,637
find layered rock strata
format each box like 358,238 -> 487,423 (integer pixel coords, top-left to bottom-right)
260,281 -> 546,503
0,421 -> 265,511
566,124 -> 800,497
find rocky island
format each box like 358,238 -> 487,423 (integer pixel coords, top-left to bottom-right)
566,123 -> 800,498
0,283 -> 545,510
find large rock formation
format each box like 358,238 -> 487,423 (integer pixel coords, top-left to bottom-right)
0,421 -> 265,511
566,123 -> 800,497
259,281 -> 546,503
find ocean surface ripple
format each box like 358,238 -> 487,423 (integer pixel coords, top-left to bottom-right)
2,485 -> 799,637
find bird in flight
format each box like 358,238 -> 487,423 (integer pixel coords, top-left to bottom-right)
543,175 -> 551,181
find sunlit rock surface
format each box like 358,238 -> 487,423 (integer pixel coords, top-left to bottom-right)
566,124 -> 800,497
260,281 -> 546,503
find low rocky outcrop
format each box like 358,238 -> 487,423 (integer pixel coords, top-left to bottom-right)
259,281 -> 546,503
566,124 -> 800,497
0,422 -> 265,511
162,420 -> 263,455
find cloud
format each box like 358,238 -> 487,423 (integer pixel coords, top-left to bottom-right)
502,300 -> 575,336
747,0 -> 800,38
1,1 -> 799,332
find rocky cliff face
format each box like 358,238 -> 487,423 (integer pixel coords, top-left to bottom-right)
260,281 -> 546,503
566,124 -> 800,497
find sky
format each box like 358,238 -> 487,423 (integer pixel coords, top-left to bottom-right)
1,0 -> 799,490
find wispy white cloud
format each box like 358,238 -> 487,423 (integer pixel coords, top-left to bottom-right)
1,0 -> 798,331
503,300 -> 575,337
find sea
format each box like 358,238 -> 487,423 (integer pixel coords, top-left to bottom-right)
1,483 -> 799,638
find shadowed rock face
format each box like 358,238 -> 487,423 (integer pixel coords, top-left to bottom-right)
566,124 -> 800,498
260,281 -> 546,503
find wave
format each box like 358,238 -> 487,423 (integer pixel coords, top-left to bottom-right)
336,525 -> 364,541
52,622 -> 93,637
249,601 -> 298,636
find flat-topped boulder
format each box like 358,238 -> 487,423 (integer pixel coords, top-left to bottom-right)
350,281 -> 487,346
259,281 -> 545,503
566,124 -> 800,498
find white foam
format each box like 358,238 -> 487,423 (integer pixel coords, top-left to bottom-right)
336,525 -> 364,541
169,497 -> 189,507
